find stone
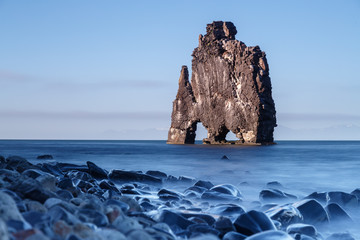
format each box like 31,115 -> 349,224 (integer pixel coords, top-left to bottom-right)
22,211 -> 49,227
325,203 -> 352,222
96,229 -> 127,240
304,192 -> 328,204
208,203 -> 245,217
326,233 -> 355,240
210,184 -> 242,197
157,210 -> 194,230
77,209 -> 109,227
86,161 -> 108,179
24,199 -> 48,213
286,223 -> 317,237
187,224 -> 220,238
245,230 -> 294,240
266,181 -> 284,189
5,156 -> 37,172
223,231 -> 247,240
350,188 -> 360,200
265,204 -> 302,228
213,216 -> 235,236
158,189 -> 182,201
0,191 -> 27,222
127,230 -> 155,240
113,214 -> 142,235
327,191 -> 358,209
109,169 -> 162,185
146,170 -> 167,179
292,199 -> 329,225
105,199 -> 130,212
36,155 -> 53,160
167,21 -> 276,145
0,219 -> 9,240
8,175 -> 56,203
233,210 -> 276,236
259,189 -> 297,202
194,180 -> 214,189
181,213 -> 216,226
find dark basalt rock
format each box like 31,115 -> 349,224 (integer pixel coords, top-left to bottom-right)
292,199 -> 329,225
286,223 -> 317,238
167,21 -> 276,145
86,161 -> 108,179
325,203 -> 352,223
245,230 -> 294,240
109,170 -> 162,185
223,231 -> 247,240
265,204 -> 302,228
233,210 -> 276,236
260,189 -> 297,202
36,155 -> 53,160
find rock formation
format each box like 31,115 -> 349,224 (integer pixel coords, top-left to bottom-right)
167,21 -> 276,145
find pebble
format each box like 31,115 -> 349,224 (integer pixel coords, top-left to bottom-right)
0,155 -> 358,240
233,210 -> 276,236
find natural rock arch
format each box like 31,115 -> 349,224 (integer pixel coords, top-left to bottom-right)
167,21 -> 276,145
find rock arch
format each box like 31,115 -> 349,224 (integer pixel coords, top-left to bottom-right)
167,21 -> 276,145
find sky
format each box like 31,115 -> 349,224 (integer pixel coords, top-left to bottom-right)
0,0 -> 359,140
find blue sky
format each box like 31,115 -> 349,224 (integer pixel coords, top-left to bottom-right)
0,0 -> 359,140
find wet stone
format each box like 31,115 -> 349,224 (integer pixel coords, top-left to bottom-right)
286,223 -> 317,237
187,223 -> 220,238
36,155 -> 53,160
223,231 -> 247,240
77,209 -> 109,227
233,210 -> 276,236
109,170 -> 162,185
86,161 -> 108,179
266,204 -> 302,228
158,210 -> 194,230
209,203 -> 245,216
158,189 -> 182,201
328,191 -> 358,209
259,189 -> 297,202
304,192 -> 328,204
293,199 -> 329,225
325,203 -> 352,223
194,180 -> 214,189
245,230 -> 294,240
146,170 -> 167,179
266,181 -> 284,189
213,216 -> 235,236
210,184 -> 242,197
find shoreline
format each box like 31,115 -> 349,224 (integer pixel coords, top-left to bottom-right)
0,155 -> 359,240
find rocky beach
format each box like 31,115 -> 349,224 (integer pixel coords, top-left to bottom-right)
0,154 -> 359,240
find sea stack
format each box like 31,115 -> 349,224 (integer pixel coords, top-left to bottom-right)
167,21 -> 276,145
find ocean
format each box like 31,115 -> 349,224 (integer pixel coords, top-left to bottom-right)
1,140 -> 359,197
1,140 -> 360,237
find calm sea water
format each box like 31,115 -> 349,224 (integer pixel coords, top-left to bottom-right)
0,140 -> 359,196
1,140 -> 360,237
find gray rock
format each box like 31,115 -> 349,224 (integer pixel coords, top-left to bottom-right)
77,209 -> 109,227
96,229 -> 126,240
36,154 -> 53,160
326,233 -> 355,240
266,204 -> 302,228
293,199 -> 329,225
213,216 -> 235,236
194,180 -> 214,189
286,223 -> 317,237
209,203 -> 245,217
5,156 -> 37,172
328,191 -> 358,209
157,210 -> 194,230
210,184 -> 242,197
146,170 -> 167,179
233,210 -> 276,236
0,219 -> 9,240
223,231 -> 246,240
167,21 -> 276,145
109,170 -> 162,185
325,203 -> 352,222
0,191 -> 26,222
113,214 -> 142,235
245,230 -> 294,240
86,161 -> 108,179
127,229 -> 155,240
24,199 -> 48,213
260,189 -> 297,202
